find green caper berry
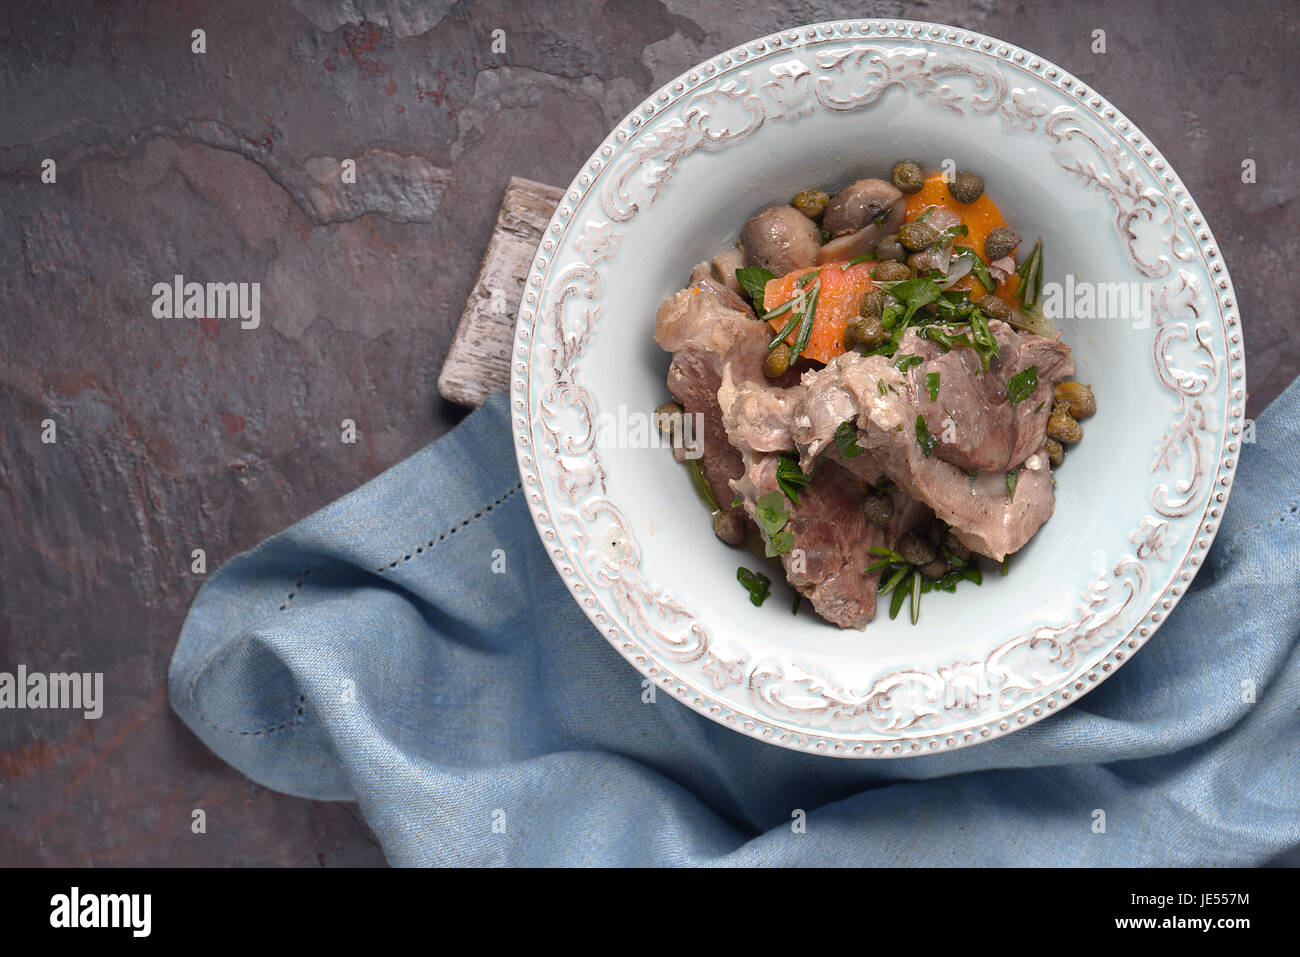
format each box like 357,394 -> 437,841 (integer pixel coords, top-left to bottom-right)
712,509 -> 746,546
862,492 -> 893,527
871,260 -> 910,282
1045,438 -> 1066,468
764,343 -> 792,378
898,531 -> 937,566
920,558 -> 950,580
843,315 -> 887,351
859,290 -> 886,318
949,170 -> 985,204
975,295 -> 1012,321
891,160 -> 925,194
898,221 -> 940,251
984,226 -> 1021,261
874,234 -> 907,263
791,189 -> 830,220
654,401 -> 683,436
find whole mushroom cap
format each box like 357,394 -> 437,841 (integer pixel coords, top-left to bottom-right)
822,179 -> 905,238
740,205 -> 823,276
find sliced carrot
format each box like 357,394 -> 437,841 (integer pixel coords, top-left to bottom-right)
764,261 -> 875,365
904,173 -> 1018,301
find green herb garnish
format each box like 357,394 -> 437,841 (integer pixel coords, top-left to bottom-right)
735,265 -> 775,314
1016,239 -> 1044,308
755,490 -> 794,557
955,245 -> 997,293
894,353 -> 924,372
1005,365 -> 1038,404
1006,469 -> 1018,502
833,420 -> 862,459
926,371 -> 941,402
889,569 -> 912,619
915,415 -> 937,457
792,592 -> 801,615
775,453 -> 813,506
737,566 -> 772,606
688,457 -> 721,513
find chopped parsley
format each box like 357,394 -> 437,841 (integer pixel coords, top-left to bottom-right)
755,490 -> 794,557
736,566 -> 772,606
893,353 -> 924,372
775,453 -> 813,506
926,371 -> 941,402
1005,365 -> 1038,404
833,420 -> 862,459
1006,469 -> 1019,502
915,414 -> 937,457
955,245 -> 997,293
735,265 -> 775,314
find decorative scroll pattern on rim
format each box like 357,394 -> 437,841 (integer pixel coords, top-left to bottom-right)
512,19 -> 1243,757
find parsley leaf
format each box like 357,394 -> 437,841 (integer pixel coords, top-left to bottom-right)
833,421 -> 862,459
735,266 -> 775,314
955,245 -> 997,293
894,353 -> 924,372
775,453 -> 813,506
736,566 -> 772,606
1005,365 -> 1038,404
1006,469 -> 1019,502
755,490 -> 794,557
926,371 -> 940,402
915,415 -> 937,457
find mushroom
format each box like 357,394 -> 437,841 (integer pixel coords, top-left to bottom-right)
740,206 -> 822,276
822,179 -> 905,237
815,178 -> 907,264
711,244 -> 747,295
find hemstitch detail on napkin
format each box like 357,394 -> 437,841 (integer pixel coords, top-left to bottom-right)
375,480 -> 523,573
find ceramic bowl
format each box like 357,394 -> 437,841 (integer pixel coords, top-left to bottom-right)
511,19 -> 1244,756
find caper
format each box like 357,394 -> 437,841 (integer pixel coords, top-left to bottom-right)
875,233 -> 907,263
712,509 -> 746,546
975,295 -> 1012,321
891,160 -> 925,194
898,220 -> 940,251
843,315 -> 887,351
984,226 -> 1021,261
1045,437 -> 1066,468
859,289 -> 887,318
1047,399 -> 1084,444
1054,381 -> 1096,419
908,250 -> 942,274
920,558 -> 950,580
764,342 -> 792,379
943,529 -> 972,562
791,188 -> 830,221
898,531 -> 937,567
948,170 -> 985,204
654,401 -> 683,436
862,491 -> 893,527
871,260 -> 911,282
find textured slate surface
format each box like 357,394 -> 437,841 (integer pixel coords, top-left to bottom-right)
0,0 -> 1294,866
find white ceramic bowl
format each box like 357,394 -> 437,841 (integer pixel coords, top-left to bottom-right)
512,20 -> 1244,757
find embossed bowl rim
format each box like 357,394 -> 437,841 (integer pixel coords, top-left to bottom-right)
511,18 -> 1244,757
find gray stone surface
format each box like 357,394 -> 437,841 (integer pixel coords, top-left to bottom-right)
0,0 -> 1294,865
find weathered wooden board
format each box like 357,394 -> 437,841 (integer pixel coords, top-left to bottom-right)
437,176 -> 563,408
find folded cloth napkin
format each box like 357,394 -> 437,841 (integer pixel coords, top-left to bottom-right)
170,378 -> 1300,867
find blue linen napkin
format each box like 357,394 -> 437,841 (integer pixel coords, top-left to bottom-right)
169,379 -> 1300,866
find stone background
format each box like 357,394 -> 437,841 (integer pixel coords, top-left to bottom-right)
1,0 -> 1294,865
